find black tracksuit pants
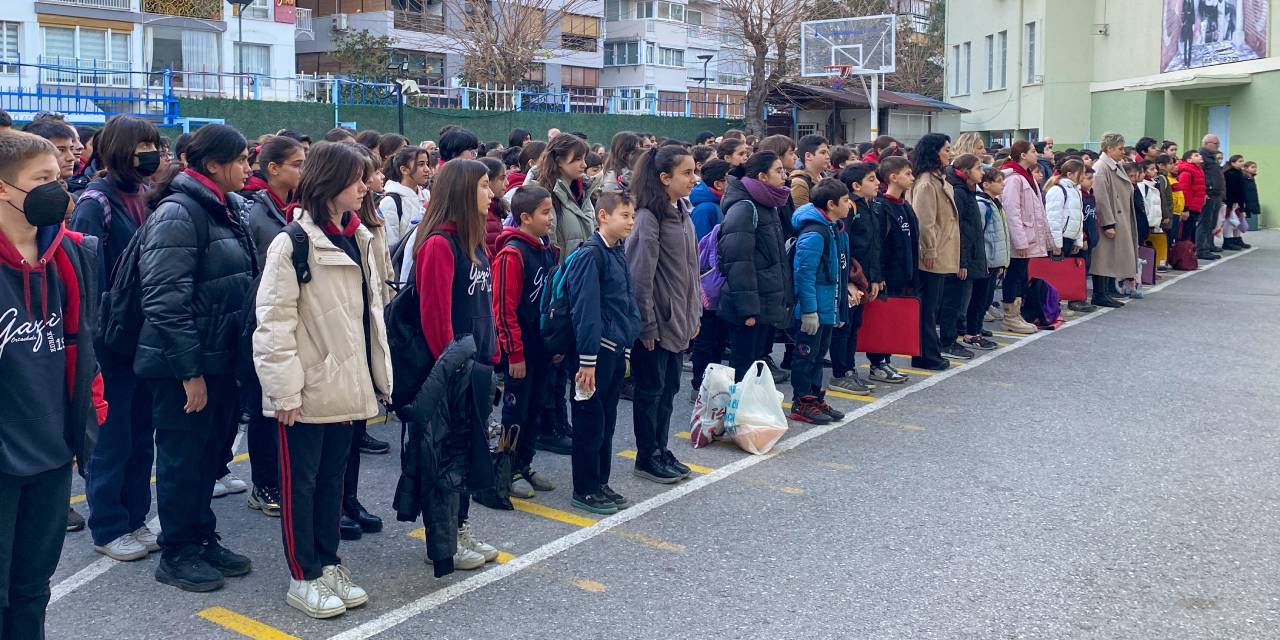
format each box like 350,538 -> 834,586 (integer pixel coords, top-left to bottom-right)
829,305 -> 865,378
913,271 -> 948,369
630,344 -> 683,464
728,322 -> 774,382
570,348 -> 626,496
0,463 -> 70,639
965,273 -> 997,336
938,274 -> 974,345
279,421 -> 355,581
504,352 -> 551,473
788,323 -> 833,400
152,374 -> 238,559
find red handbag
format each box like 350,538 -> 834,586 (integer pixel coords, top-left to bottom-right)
1027,256 -> 1087,301
858,296 -> 921,356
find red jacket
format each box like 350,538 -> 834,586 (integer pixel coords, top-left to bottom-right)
491,227 -> 557,365
1176,160 -> 1207,213
484,198 -> 505,257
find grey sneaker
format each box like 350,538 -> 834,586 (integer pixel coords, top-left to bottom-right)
509,476 -> 535,499
827,375 -> 871,394
868,363 -> 908,384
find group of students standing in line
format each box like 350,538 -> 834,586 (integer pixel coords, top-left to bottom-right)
0,107 -> 1260,636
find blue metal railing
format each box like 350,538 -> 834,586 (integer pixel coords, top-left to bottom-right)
0,59 -> 179,125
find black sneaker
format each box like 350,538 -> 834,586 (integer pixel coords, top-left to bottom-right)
619,378 -> 635,401
788,397 -> 831,425
339,514 -> 363,540
344,498 -> 384,533
247,485 -> 282,517
962,336 -> 998,351
941,343 -> 975,360
815,396 -> 845,421
1198,252 -> 1220,261
600,484 -> 629,509
909,358 -> 950,371
868,363 -> 908,384
359,431 -> 390,454
1210,246 -> 1224,253
1091,296 -> 1124,308
571,493 -> 619,515
156,547 -> 225,592
764,356 -> 790,384
633,455 -> 682,484
67,507 -> 85,532
200,537 -> 252,577
1067,300 -> 1098,313
980,329 -> 994,337
534,433 -> 573,455
661,449 -> 691,478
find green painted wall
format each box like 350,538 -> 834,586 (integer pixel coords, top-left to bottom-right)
178,98 -> 743,145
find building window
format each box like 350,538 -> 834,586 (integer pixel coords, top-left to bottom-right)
1024,21 -> 1037,84
605,0 -> 622,21
0,22 -> 18,75
561,13 -> 600,52
606,86 -> 645,112
951,42 -> 970,96
234,43 -> 270,86
985,33 -> 1005,91
686,9 -> 702,26
962,41 -> 970,95
240,0 -> 270,20
43,25 -> 131,85
656,46 -> 683,67
797,123 -> 818,138
636,1 -> 654,19
561,64 -> 599,91
391,50 -> 445,84
604,41 -> 640,66
656,1 -> 684,22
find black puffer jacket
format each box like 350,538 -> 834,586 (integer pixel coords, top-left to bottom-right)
394,336 -> 494,577
847,194 -> 884,283
134,171 -> 256,380
947,171 -> 988,274
716,177 -> 793,327
244,190 -> 288,269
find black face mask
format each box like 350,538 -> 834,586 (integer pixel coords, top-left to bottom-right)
135,150 -> 162,178
7,181 -> 70,228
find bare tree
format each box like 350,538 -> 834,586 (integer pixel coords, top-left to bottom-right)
884,1 -> 944,98
443,0 -> 594,87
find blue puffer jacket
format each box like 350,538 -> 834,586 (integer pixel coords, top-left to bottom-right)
790,203 -> 845,324
689,181 -> 723,241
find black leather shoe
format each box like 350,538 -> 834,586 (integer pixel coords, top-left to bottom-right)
344,498 -> 383,533
200,538 -> 252,577
661,450 -> 691,478
534,434 -> 573,455
1091,296 -> 1123,308
359,431 -> 390,454
633,455 -> 681,484
339,515 -> 363,540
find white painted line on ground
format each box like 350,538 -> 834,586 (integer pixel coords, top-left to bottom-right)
330,243 -> 1261,640
50,515 -> 161,605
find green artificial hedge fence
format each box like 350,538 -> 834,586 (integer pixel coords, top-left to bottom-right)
177,98 -> 745,144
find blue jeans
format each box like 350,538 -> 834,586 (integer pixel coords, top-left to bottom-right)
86,357 -> 155,546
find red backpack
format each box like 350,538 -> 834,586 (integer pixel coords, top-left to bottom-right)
1169,239 -> 1198,271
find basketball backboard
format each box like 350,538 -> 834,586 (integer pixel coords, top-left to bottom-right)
800,15 -> 897,77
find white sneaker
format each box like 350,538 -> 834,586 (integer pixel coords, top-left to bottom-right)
287,578 -> 347,619
132,526 -> 160,552
319,565 -> 368,608
94,533 -> 148,561
458,521 -> 499,562
214,473 -> 249,498
427,546 -> 487,570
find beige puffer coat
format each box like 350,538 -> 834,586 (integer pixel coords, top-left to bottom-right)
253,212 -> 392,423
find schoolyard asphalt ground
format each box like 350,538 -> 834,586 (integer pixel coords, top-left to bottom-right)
46,229 -> 1280,640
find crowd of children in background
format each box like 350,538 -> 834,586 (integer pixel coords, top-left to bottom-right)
0,104 -> 1264,632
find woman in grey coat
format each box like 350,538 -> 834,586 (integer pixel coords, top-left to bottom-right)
1088,132 -> 1138,307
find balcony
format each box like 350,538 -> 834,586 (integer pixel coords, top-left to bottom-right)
41,0 -> 134,9
39,57 -> 132,88
141,0 -> 222,20
296,7 -> 313,36
393,10 -> 445,34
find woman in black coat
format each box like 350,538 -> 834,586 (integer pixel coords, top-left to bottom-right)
716,151 -> 794,380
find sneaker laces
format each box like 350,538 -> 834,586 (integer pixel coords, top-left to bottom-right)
458,522 -> 477,548
327,565 -> 356,593
313,578 -> 340,601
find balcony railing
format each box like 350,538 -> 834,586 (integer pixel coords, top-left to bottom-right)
393,10 -> 445,34
42,0 -> 133,9
296,7 -> 313,33
141,0 -> 222,20
40,57 -> 132,87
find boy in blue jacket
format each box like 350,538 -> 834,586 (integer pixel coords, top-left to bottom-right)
690,159 -> 731,241
788,178 -> 851,425
566,191 -> 642,516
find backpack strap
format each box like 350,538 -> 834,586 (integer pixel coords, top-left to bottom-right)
386,192 -> 404,222
281,221 -> 312,285
80,189 -> 114,241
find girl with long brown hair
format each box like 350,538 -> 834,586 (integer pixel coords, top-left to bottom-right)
536,134 -> 593,256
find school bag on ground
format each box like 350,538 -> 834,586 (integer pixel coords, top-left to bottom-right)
689,363 -> 734,448
858,295 -> 922,356
1169,239 -> 1198,271
1020,277 -> 1062,329
539,243 -> 605,356
99,193 -> 209,357
724,361 -> 789,455
1027,256 -> 1087,301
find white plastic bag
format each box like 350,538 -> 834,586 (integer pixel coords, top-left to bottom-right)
689,364 -> 734,448
723,360 -> 789,455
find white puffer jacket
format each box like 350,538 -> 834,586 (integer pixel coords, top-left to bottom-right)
1044,178 -> 1084,249
378,179 -> 426,249
253,212 -> 393,423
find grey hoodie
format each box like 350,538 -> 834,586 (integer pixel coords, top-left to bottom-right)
625,199 -> 701,352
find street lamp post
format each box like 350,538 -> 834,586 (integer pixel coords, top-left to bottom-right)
387,60 -> 410,135
229,0 -> 254,100
697,53 -> 714,116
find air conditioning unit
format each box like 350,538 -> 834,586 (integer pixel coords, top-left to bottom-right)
334,13 -> 350,31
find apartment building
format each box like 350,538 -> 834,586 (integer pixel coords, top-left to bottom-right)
0,0 -> 303,121
601,0 -> 748,116
294,0 -> 605,100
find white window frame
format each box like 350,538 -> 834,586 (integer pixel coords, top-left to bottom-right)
636,1 -> 654,19
985,34 -> 994,91
604,41 -> 640,66
242,0 -> 271,20
607,86 -> 644,113
995,30 -> 1007,90
234,42 -> 270,87
656,1 -> 684,22
604,0 -> 622,21
797,123 -> 818,138
0,21 -> 18,75
656,46 -> 683,68
686,9 -> 702,26
961,41 -> 970,95
41,25 -> 132,86
1024,21 -> 1038,85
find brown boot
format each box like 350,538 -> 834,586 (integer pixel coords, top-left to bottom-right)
1002,300 -> 1037,334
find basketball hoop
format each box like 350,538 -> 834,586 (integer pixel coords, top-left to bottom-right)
825,64 -> 857,89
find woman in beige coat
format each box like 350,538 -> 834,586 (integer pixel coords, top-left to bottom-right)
1088,132 -> 1138,308
909,133 -> 959,371
253,141 -> 392,620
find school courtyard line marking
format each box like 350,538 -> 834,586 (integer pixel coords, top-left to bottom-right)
615,450 -> 716,475
198,606 -> 300,640
328,243 -> 1259,640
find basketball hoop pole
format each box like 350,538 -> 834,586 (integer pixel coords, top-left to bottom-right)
859,73 -> 880,138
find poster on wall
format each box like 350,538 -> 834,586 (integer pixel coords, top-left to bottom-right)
1162,0 -> 1270,72
275,0 -> 296,24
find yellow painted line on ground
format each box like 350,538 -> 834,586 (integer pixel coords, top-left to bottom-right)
614,450 -> 715,475
991,331 -> 1031,339
825,389 -> 876,403
569,577 -> 607,592
510,498 -> 599,528
675,431 -> 691,440
198,607 -> 299,640
495,551 -> 517,563
613,530 -> 686,552
876,421 -> 926,432
70,452 -> 251,506
407,529 -> 517,564
858,364 -> 936,377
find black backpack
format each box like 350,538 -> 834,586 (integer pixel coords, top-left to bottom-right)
99,193 -> 209,357
385,231 -> 443,413
236,222 -> 312,385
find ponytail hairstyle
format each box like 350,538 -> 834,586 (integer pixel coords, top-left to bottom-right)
415,158 -> 490,263
518,140 -> 547,174
295,141 -> 368,225
257,135 -> 304,185
630,145 -> 693,216
1008,140 -> 1033,165
952,153 -> 980,173
605,131 -> 642,176
1044,158 -> 1085,191
535,133 -> 590,193
742,151 -> 779,182
384,145 -> 427,184
148,123 -> 245,209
